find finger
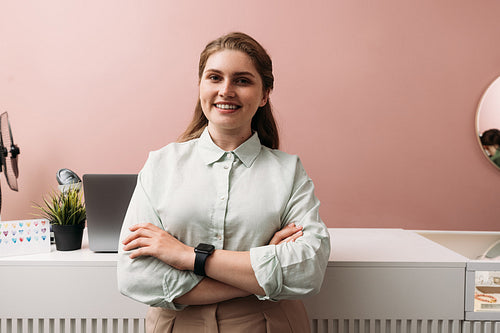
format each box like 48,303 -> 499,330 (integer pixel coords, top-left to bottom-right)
128,222 -> 159,232
124,223 -> 165,243
276,224 -> 298,237
269,231 -> 287,245
270,223 -> 295,241
284,223 -> 302,232
122,228 -> 154,245
269,224 -> 301,245
288,230 -> 303,242
129,246 -> 152,259
123,236 -> 151,251
278,230 -> 303,245
277,224 -> 302,239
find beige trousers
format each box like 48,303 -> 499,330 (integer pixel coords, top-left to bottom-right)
145,296 -> 311,333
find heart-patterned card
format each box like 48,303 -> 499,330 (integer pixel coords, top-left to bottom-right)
0,219 -> 51,257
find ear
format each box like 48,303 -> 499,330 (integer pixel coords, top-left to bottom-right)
259,90 -> 270,107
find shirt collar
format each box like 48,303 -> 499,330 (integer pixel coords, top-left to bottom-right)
198,127 -> 261,168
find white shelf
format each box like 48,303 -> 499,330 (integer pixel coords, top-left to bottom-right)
328,228 -> 467,267
0,228 -> 117,266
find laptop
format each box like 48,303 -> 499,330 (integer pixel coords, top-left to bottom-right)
83,174 -> 137,252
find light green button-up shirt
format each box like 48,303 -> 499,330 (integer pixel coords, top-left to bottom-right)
117,128 -> 330,310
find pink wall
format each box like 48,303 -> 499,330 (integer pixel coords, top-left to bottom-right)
2,1 -> 500,230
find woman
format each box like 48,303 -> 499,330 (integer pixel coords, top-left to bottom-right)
480,129 -> 500,167
117,32 -> 330,332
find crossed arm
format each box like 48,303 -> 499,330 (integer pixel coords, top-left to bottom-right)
121,222 -> 303,305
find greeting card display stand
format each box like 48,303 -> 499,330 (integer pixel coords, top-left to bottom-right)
0,219 -> 51,257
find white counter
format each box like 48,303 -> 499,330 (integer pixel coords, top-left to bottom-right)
328,228 -> 466,265
0,231 -> 147,324
0,232 -> 116,266
0,228 -> 472,333
303,228 -> 467,325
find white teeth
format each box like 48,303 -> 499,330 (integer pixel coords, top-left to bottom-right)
215,104 -> 239,110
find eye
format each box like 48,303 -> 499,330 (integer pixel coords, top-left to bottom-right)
208,74 -> 221,82
235,77 -> 251,85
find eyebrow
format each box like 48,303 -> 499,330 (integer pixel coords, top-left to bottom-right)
204,69 -> 256,78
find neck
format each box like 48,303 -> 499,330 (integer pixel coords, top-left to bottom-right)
207,125 -> 252,151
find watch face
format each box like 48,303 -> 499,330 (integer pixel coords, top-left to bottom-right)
196,243 -> 215,253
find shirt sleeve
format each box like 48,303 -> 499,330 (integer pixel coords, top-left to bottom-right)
249,158 -> 331,300
116,156 -> 203,311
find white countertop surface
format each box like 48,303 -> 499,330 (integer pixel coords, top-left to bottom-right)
0,228 -> 468,267
0,228 -> 116,266
328,228 -> 467,267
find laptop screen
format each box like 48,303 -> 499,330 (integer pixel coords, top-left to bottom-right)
83,174 -> 137,252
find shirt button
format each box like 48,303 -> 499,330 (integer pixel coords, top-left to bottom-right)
220,196 -> 225,201
224,165 -> 229,169
216,234 -> 222,240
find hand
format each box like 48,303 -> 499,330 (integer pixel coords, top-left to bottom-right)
122,223 -> 195,271
268,223 -> 303,245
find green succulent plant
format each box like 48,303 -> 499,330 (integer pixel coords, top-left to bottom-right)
34,187 -> 86,226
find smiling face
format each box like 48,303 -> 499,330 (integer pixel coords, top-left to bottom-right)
199,49 -> 268,140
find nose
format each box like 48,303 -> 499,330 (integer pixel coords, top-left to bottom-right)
219,81 -> 235,98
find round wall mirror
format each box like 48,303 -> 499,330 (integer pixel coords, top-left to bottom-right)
477,76 -> 500,170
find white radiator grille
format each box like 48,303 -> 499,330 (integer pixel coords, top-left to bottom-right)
462,322 -> 500,333
4,318 -> 500,333
311,319 -> 463,333
0,318 -> 145,333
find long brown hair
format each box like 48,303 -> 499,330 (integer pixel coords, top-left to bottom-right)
177,32 -> 279,149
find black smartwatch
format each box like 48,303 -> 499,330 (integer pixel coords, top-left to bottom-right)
194,243 -> 215,276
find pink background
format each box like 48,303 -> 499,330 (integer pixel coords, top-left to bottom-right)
1,1 -> 500,230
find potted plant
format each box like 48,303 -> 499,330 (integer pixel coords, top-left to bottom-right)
34,187 -> 86,251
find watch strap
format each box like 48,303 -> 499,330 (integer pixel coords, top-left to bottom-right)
194,251 -> 210,276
